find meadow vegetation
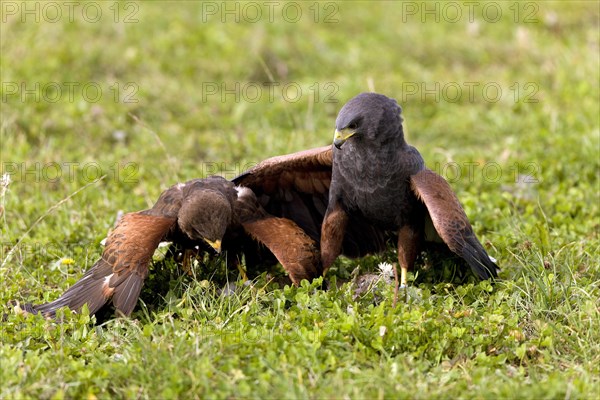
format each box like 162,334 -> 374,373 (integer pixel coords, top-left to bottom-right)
1,1 -> 598,398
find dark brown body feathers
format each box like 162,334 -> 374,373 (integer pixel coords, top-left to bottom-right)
322,92 -> 498,293
31,176 -> 323,317
28,93 -> 497,317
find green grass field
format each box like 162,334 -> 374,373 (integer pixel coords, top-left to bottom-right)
1,1 -> 599,398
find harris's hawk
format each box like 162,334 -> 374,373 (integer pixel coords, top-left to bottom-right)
320,92 -> 499,304
30,176 -> 320,317
29,151 -> 385,318
27,93 -> 498,317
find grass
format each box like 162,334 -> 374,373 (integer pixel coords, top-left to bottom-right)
1,1 -> 599,399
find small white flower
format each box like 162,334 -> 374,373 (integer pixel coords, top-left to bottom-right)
466,20 -> 480,37
378,262 -> 394,279
1,173 -> 10,186
544,11 -> 558,28
0,173 -> 11,196
379,326 -> 387,337
112,130 -> 127,142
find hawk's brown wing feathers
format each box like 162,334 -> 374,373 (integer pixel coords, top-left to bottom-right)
34,185 -> 183,317
234,146 -> 333,196
233,186 -> 322,284
234,146 -> 387,257
233,146 -> 332,241
242,217 -> 321,284
410,169 -> 498,279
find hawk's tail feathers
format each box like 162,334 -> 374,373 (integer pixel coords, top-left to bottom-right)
461,238 -> 500,281
32,258 -> 143,318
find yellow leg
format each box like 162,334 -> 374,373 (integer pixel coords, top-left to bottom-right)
237,263 -> 249,282
393,265 -> 409,307
397,226 -> 418,305
401,266 -> 409,303
401,266 -> 407,287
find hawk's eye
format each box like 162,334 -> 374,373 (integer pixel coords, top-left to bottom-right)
348,122 -> 358,130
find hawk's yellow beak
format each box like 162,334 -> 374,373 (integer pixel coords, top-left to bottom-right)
333,128 -> 356,149
204,239 -> 222,253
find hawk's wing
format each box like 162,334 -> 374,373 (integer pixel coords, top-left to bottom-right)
233,186 -> 321,284
233,146 -> 387,257
33,184 -> 184,317
410,169 -> 498,279
241,216 -> 322,284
